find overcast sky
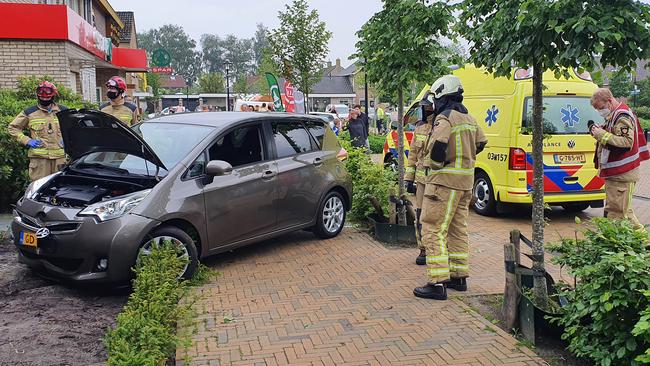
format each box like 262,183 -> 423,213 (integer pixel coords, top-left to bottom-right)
109,0 -> 383,67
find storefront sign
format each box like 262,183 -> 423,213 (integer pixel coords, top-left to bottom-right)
66,7 -> 112,61
149,67 -> 174,74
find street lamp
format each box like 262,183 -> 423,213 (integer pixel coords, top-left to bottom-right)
224,60 -> 232,111
359,57 -> 369,115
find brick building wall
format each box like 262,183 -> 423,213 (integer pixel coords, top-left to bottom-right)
0,40 -> 71,90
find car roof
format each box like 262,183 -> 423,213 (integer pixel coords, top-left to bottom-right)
148,111 -> 325,128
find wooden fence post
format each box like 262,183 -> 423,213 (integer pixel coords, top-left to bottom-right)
502,230 -> 521,331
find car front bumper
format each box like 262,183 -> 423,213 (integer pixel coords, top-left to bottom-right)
11,198 -> 160,284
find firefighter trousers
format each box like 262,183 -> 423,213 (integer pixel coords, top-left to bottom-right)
412,182 -> 425,250
420,184 -> 472,283
28,157 -> 65,181
604,179 -> 643,230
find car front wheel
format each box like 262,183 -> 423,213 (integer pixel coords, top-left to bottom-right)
137,226 -> 199,280
313,191 -> 346,239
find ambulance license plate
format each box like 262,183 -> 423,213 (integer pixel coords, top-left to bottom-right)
20,231 -> 38,247
554,153 -> 586,164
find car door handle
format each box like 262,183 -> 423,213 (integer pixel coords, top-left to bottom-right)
563,176 -> 579,183
313,157 -> 323,167
262,170 -> 276,180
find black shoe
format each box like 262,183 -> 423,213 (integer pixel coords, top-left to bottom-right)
413,283 -> 447,300
447,277 -> 467,292
415,251 -> 426,265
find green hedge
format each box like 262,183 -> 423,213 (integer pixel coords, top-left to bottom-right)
368,134 -> 385,154
637,106 -> 650,121
0,75 -> 96,211
547,218 -> 650,365
104,241 -> 215,366
338,132 -> 396,222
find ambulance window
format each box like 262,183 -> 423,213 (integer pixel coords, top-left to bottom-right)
522,97 -> 599,135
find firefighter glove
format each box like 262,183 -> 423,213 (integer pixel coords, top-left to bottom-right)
27,139 -> 42,148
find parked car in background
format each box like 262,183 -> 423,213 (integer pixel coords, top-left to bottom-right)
325,104 -> 350,121
11,110 -> 351,284
310,112 -> 341,134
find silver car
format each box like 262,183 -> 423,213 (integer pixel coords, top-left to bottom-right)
11,110 -> 352,283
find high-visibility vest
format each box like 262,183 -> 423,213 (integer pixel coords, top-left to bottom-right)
599,103 -> 649,178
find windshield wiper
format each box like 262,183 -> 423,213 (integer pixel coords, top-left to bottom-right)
76,162 -> 129,175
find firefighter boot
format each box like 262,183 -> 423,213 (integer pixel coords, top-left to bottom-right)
413,282 -> 447,300
447,277 -> 467,292
415,249 -> 426,265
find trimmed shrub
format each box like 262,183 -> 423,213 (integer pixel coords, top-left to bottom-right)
547,218 -> 650,366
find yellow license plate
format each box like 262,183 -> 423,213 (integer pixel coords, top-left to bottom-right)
554,153 -> 586,164
20,231 -> 38,247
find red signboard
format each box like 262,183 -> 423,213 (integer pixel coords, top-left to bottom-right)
149,67 -> 174,74
284,81 -> 295,113
0,3 -> 147,70
66,7 -> 111,61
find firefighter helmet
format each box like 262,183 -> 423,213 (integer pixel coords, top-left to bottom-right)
106,76 -> 127,93
36,81 -> 59,98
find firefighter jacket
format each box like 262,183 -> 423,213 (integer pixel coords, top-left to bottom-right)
592,102 -> 649,180
405,117 -> 433,184
100,99 -> 138,126
8,103 -> 67,159
423,110 -> 487,191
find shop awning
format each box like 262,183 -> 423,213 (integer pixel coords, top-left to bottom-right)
111,48 -> 148,71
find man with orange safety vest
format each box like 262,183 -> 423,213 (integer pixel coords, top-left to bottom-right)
8,81 -> 68,181
589,88 -> 649,230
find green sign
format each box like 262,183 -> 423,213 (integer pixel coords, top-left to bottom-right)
265,72 -> 285,112
152,49 -> 171,67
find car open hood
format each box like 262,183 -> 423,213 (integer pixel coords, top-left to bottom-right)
57,109 -> 167,170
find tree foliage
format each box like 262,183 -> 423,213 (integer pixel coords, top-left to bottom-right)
137,24 -> 202,85
354,0 -> 455,224
253,23 -> 270,72
458,0 -> 650,304
268,0 -> 332,98
609,70 -> 633,99
201,34 -> 254,76
255,48 -> 280,94
198,73 -> 226,94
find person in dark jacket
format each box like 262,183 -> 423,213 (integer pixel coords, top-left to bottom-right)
346,109 -> 368,148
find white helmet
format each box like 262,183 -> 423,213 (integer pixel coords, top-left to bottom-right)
428,75 -> 463,101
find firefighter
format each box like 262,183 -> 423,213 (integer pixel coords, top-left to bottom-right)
404,92 -> 435,265
8,81 -> 68,182
100,76 -> 138,126
589,88 -> 649,230
414,75 -> 487,300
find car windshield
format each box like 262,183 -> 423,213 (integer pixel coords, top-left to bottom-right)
73,123 -> 213,176
523,96 -> 602,134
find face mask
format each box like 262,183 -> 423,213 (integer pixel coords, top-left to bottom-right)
107,91 -> 120,100
598,108 -> 611,118
38,98 -> 53,107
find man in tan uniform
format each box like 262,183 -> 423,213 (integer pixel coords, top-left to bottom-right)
590,88 -> 649,230
8,81 -> 67,181
414,75 -> 487,300
100,76 -> 138,126
404,92 -> 435,265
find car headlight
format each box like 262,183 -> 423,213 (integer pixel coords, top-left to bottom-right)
79,189 -> 151,221
24,172 -> 60,200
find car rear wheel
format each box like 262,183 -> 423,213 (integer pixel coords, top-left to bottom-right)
561,203 -> 590,213
313,191 -> 346,239
473,172 -> 497,216
137,226 -> 198,280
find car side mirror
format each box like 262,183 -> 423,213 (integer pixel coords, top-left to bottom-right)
206,160 -> 233,176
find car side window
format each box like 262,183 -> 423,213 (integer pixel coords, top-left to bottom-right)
186,151 -> 207,178
303,120 -> 326,148
208,124 -> 264,167
272,121 -> 317,158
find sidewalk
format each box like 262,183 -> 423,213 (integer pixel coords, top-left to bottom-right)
179,226 -> 549,365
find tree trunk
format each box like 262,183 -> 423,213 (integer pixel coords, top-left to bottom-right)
396,88 -> 407,225
531,63 -> 549,305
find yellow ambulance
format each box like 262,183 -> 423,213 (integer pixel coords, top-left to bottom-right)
406,65 -> 606,216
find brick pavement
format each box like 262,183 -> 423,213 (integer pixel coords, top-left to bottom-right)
179,160 -> 650,366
